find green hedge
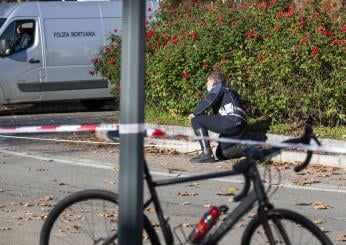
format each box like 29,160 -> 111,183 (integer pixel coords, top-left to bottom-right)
93,0 -> 345,125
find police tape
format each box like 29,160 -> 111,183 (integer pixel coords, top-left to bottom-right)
0,123 -> 345,154
0,134 -> 193,149
195,136 -> 346,155
0,123 -> 119,134
0,123 -> 172,137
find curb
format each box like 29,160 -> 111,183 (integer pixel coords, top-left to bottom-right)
96,123 -> 346,168
145,123 -> 346,168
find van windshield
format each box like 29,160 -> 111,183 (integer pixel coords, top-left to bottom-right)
0,18 -> 6,29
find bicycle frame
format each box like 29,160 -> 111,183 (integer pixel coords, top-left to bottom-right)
142,158 -> 271,245
41,123 -> 332,245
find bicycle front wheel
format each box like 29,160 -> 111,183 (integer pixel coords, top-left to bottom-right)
40,189 -> 160,245
241,208 -> 332,245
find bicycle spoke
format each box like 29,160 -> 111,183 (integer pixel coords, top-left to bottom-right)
273,218 -> 291,245
243,210 -> 331,245
103,200 -> 109,236
46,197 -> 119,244
54,222 -> 83,245
90,200 -> 96,241
79,201 -> 97,241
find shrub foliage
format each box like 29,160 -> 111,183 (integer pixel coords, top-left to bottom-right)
94,0 -> 345,125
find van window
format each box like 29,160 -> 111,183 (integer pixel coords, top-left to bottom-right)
0,19 -> 35,55
0,18 -> 6,29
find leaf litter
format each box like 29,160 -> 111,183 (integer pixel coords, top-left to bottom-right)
0,226 -> 11,231
336,234 -> 346,241
145,207 -> 155,213
168,167 -> 186,174
313,219 -> 325,225
176,191 -> 198,197
313,201 -> 332,210
291,178 -> 321,186
294,201 -> 312,206
186,183 -> 200,188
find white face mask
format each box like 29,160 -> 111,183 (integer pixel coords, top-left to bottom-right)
207,84 -> 213,92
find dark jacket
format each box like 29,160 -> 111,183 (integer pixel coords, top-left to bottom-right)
193,82 -> 246,122
14,33 -> 32,52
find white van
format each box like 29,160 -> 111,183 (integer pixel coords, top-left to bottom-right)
0,1 -> 158,110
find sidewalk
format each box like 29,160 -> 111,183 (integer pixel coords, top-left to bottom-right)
144,123 -> 346,168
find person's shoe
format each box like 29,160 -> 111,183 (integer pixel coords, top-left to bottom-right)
190,152 -> 215,163
191,128 -> 215,163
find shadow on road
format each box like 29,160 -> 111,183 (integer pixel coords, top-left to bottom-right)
0,100 -> 119,127
0,100 -> 118,117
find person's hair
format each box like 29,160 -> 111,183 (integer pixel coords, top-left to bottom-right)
16,26 -> 23,33
207,71 -> 225,84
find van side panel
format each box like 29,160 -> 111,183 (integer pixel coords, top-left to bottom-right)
7,3 -> 39,18
43,10 -> 112,100
101,17 -> 122,45
44,18 -> 103,66
99,2 -> 122,18
98,2 -> 122,54
39,2 -> 100,19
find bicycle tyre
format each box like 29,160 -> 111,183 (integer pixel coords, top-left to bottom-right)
241,208 -> 332,245
40,189 -> 160,245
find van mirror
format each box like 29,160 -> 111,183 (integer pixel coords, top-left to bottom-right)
0,39 -> 11,57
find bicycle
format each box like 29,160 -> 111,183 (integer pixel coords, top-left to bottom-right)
40,123 -> 333,245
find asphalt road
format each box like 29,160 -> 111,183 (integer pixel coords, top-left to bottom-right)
0,106 -> 346,244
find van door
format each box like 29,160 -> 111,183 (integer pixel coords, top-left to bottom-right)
43,17 -> 110,101
0,18 -> 43,103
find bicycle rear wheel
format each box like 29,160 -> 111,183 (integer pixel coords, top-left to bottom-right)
40,189 -> 160,245
241,209 -> 332,245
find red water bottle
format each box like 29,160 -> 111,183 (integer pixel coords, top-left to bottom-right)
188,205 -> 228,243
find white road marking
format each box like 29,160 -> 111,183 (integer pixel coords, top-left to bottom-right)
1,147 -> 345,194
0,147 -> 113,170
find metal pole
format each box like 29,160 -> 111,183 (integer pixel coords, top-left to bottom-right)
118,0 -> 145,244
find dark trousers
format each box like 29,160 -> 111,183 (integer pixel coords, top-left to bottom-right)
191,115 -> 247,150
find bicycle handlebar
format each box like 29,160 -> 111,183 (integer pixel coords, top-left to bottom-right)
278,123 -> 321,172
245,123 -> 321,172
289,123 -> 321,172
233,172 -> 251,202
232,122 -> 321,201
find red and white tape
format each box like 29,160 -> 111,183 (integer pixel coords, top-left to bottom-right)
0,123 -> 119,134
195,136 -> 346,155
0,123 -> 170,137
0,123 -> 345,154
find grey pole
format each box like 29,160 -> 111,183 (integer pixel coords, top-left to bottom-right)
118,0 -> 145,244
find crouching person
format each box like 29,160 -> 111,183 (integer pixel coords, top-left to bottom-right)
189,71 -> 248,163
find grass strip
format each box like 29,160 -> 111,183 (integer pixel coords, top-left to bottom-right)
145,107 -> 346,140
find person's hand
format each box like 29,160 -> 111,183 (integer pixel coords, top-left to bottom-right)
188,113 -> 195,120
210,141 -> 218,148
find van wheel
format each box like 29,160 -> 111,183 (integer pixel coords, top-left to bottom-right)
81,100 -> 107,110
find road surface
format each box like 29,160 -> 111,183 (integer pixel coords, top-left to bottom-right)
0,106 -> 345,244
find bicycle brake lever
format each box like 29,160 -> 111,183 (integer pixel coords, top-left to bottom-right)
294,150 -> 312,172
312,134 -> 322,146
234,173 -> 251,202
294,124 -> 321,172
